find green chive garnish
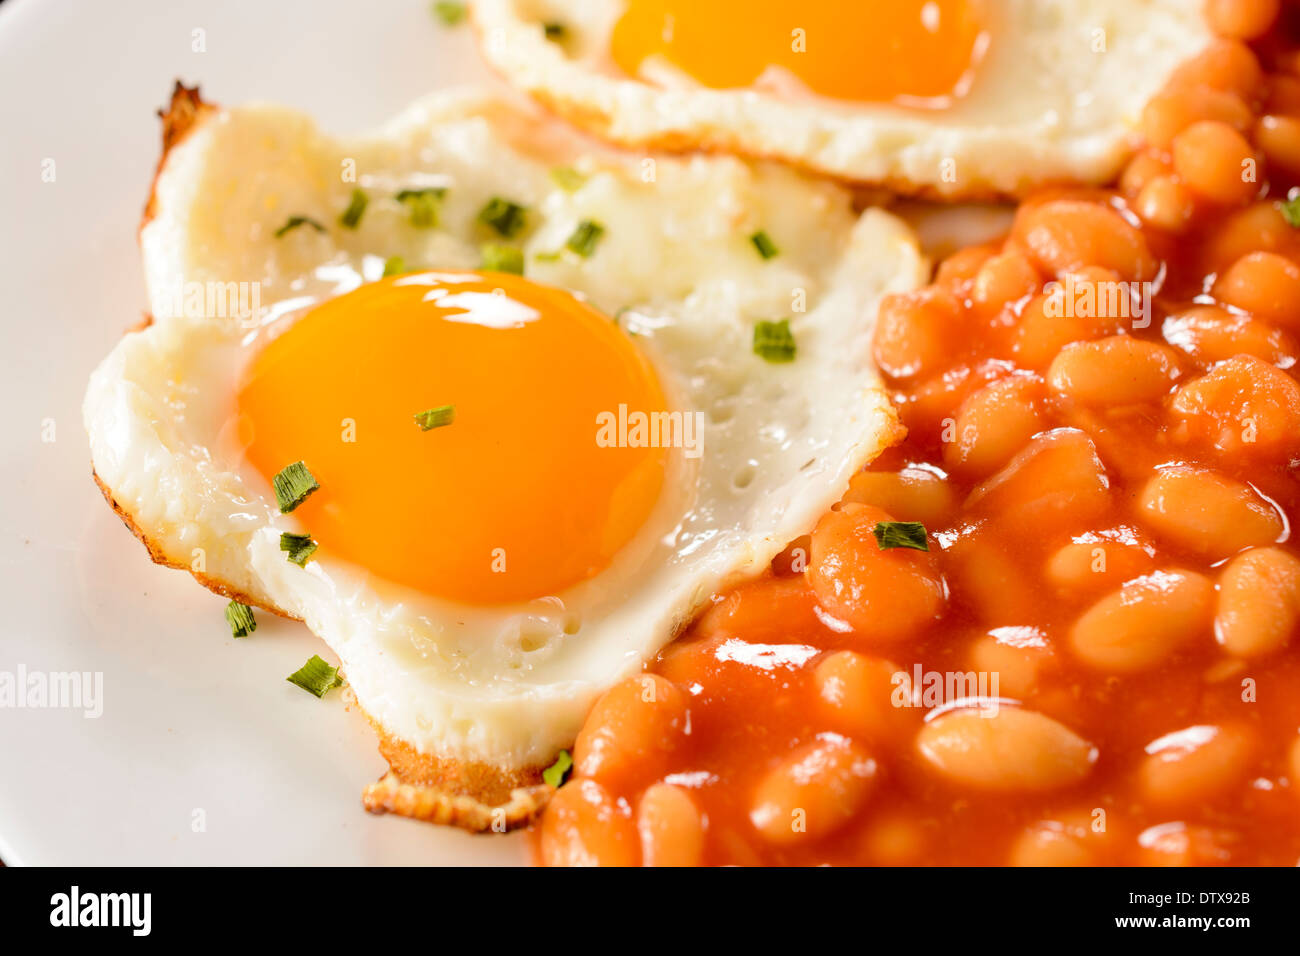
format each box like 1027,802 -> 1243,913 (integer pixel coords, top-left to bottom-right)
872,520 -> 929,552
550,166 -> 586,192
274,215 -> 326,238
542,749 -> 573,788
414,404 -> 456,431
543,22 -> 568,41
339,188 -> 368,229
753,319 -> 796,363
478,197 -> 528,238
225,600 -> 256,638
750,230 -> 779,259
396,188 -> 446,228
481,243 -> 524,275
432,1 -> 465,26
1278,195 -> 1300,228
286,655 -> 345,698
280,532 -> 318,566
382,255 -> 407,277
272,461 -> 319,513
565,219 -> 605,257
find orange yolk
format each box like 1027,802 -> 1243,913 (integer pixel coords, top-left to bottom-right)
236,272 -> 668,606
610,0 -> 985,104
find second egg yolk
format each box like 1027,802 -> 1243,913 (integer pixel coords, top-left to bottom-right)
610,0 -> 986,104
236,272 -> 668,606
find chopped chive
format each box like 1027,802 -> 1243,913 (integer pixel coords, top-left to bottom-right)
382,255 -> 407,277
286,654 -> 345,698
272,461 -> 319,513
550,166 -> 586,192
750,230 -> 779,259
396,187 -> 446,228
542,749 -> 573,788
752,319 -> 797,363
432,1 -> 465,26
338,188 -> 369,229
565,219 -> 605,257
1278,194 -> 1300,228
274,215 -> 326,238
478,197 -> 528,238
533,249 -> 562,263
225,600 -> 256,638
872,520 -> 929,552
280,532 -> 318,566
480,243 -> 524,275
414,404 -> 456,431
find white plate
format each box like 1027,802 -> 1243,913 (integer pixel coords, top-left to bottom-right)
0,0 -> 530,865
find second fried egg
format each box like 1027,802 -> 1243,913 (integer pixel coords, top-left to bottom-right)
471,0 -> 1210,197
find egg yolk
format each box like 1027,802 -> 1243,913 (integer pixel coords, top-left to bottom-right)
610,0 -> 985,104
237,273 -> 668,606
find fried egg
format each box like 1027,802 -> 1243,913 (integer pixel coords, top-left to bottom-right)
471,0 -> 1210,197
84,86 -> 925,825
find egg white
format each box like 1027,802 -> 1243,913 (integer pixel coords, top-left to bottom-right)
84,89 -> 925,778
471,0 -> 1210,198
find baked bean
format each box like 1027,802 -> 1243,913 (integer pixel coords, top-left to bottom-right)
971,250 -> 1040,319
1212,251 -> 1300,331
808,503 -> 946,641
1140,86 -> 1252,150
573,674 -> 689,782
1168,39 -> 1263,101
1171,121 -> 1258,205
1161,305 -> 1299,366
1070,569 -> 1214,673
966,428 -> 1111,532
1135,175 -> 1197,234
860,812 -> 928,864
1290,734 -> 1300,789
945,531 -> 1038,624
1200,200 -> 1298,272
814,651 -> 917,744
1047,336 -> 1182,405
749,736 -> 877,846
1138,822 -> 1237,866
1215,546 -> 1300,657
1120,152 -> 1171,197
1008,823 -> 1094,867
1170,354 -> 1300,458
1204,0 -> 1279,41
1012,272 -> 1125,369
1256,114 -> 1300,176
540,779 -> 639,867
844,465 -> 958,529
968,628 -> 1054,699
1140,723 -> 1257,806
1045,531 -> 1156,593
934,243 -> 997,290
1012,200 -> 1157,281
637,783 -> 705,867
916,707 -> 1097,791
873,288 -> 963,380
943,374 -> 1047,478
690,576 -> 816,645
1137,465 -> 1284,557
